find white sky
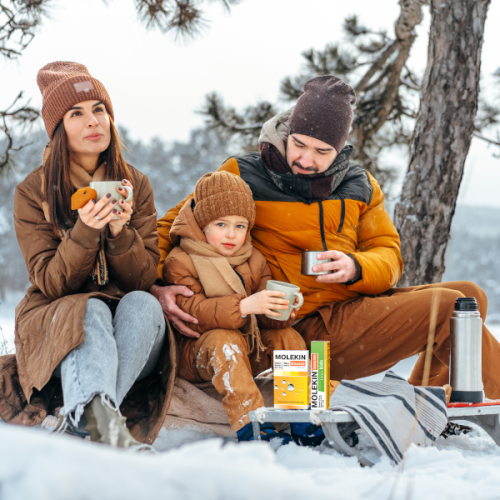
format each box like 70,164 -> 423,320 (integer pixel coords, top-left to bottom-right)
2,0 -> 500,207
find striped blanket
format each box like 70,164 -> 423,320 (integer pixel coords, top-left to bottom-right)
329,371 -> 448,464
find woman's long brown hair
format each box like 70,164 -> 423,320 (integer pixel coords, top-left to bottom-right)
43,116 -> 131,234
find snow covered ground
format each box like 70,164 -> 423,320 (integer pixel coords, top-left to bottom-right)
2,294 -> 500,500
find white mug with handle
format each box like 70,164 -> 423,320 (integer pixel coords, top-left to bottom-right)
89,181 -> 133,219
265,280 -> 304,321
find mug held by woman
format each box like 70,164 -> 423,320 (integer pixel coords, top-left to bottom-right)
0,61 -> 175,448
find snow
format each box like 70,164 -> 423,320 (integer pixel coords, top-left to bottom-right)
2,417 -> 500,499
0,291 -> 22,354
2,294 -> 500,499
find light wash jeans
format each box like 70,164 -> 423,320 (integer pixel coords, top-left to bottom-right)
54,291 -> 165,427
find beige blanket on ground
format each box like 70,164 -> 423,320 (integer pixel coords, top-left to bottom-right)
163,373 -> 282,437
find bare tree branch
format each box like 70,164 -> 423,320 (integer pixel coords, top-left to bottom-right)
474,131 -> 500,150
0,1 -> 48,175
0,91 -> 39,171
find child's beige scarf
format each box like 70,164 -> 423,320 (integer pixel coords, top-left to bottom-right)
179,237 -> 265,360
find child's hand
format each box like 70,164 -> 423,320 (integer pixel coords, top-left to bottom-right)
239,290 -> 290,317
290,296 -> 301,320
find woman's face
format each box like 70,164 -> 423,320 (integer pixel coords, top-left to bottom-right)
63,100 -> 111,157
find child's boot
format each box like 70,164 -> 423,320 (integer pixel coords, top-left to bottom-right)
237,422 -> 293,445
290,422 -> 325,447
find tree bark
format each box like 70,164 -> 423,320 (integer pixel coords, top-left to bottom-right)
350,0 -> 428,183
394,0 -> 490,286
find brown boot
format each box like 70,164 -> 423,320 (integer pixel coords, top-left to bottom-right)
84,395 -> 142,448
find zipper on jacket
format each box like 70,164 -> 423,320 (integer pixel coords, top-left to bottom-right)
234,269 -> 246,290
337,198 -> 345,233
318,198 -> 346,250
317,201 -> 328,251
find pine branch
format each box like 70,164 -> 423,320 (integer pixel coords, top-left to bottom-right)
132,0 -> 241,39
198,93 -> 277,152
0,0 -> 49,59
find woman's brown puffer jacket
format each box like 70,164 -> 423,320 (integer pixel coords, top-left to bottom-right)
0,163 -> 175,445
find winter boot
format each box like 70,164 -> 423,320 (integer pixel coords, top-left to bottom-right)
237,422 -> 293,445
290,422 -> 325,447
41,407 -> 90,439
83,395 -> 142,449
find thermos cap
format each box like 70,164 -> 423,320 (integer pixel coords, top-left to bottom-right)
455,297 -> 478,311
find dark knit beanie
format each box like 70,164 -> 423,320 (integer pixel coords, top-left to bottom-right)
193,171 -> 256,230
289,75 -> 356,153
37,61 -> 114,140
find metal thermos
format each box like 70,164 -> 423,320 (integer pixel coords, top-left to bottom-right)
449,297 -> 484,403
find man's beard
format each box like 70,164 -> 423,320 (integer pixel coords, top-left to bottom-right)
292,161 -> 319,174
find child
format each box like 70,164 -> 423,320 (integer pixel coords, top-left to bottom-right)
164,171 -> 322,444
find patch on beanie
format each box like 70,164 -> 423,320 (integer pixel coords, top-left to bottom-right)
73,81 -> 95,93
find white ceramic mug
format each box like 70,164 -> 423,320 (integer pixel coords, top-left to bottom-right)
89,181 -> 133,219
265,280 -> 304,321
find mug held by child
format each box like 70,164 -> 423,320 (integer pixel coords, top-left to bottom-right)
265,280 -> 304,321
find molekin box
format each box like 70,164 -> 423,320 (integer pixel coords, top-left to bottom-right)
311,341 -> 330,410
274,350 -> 309,409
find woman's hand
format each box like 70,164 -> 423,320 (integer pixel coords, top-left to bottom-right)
239,290 -> 290,318
78,192 -> 118,229
109,179 -> 134,238
150,284 -> 200,339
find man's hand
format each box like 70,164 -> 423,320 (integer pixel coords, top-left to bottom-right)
312,250 -> 358,284
150,284 -> 200,339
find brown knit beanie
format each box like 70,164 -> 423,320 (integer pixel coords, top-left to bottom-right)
193,171 -> 256,230
37,61 -> 114,140
289,75 -> 356,153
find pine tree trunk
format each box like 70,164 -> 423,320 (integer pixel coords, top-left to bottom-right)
394,0 -> 490,286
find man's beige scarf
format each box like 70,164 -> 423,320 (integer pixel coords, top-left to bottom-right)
179,237 -> 265,361
41,143 -> 109,285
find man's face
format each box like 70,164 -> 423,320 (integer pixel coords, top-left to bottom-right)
286,133 -> 338,175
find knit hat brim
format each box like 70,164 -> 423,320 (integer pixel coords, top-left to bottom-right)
194,191 -> 255,230
192,171 -> 256,230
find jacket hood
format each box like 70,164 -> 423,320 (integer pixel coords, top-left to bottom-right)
170,199 -> 207,246
170,198 -> 253,247
258,108 -> 294,157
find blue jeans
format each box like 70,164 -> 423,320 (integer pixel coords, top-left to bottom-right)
54,291 -> 165,426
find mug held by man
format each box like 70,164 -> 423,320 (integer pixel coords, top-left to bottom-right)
71,181 -> 133,218
301,251 -> 333,276
265,280 -> 304,321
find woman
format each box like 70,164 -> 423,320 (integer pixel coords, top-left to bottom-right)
0,61 -> 175,448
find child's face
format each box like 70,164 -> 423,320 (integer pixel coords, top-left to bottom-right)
203,215 -> 249,257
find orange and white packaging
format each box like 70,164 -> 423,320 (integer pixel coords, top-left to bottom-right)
273,350 -> 309,409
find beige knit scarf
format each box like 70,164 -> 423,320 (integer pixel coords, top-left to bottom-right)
41,143 -> 109,285
179,237 -> 265,360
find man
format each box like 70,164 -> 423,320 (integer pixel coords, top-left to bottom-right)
152,75 -> 500,397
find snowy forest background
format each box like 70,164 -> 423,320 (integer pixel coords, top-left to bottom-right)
1,128 -> 500,322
